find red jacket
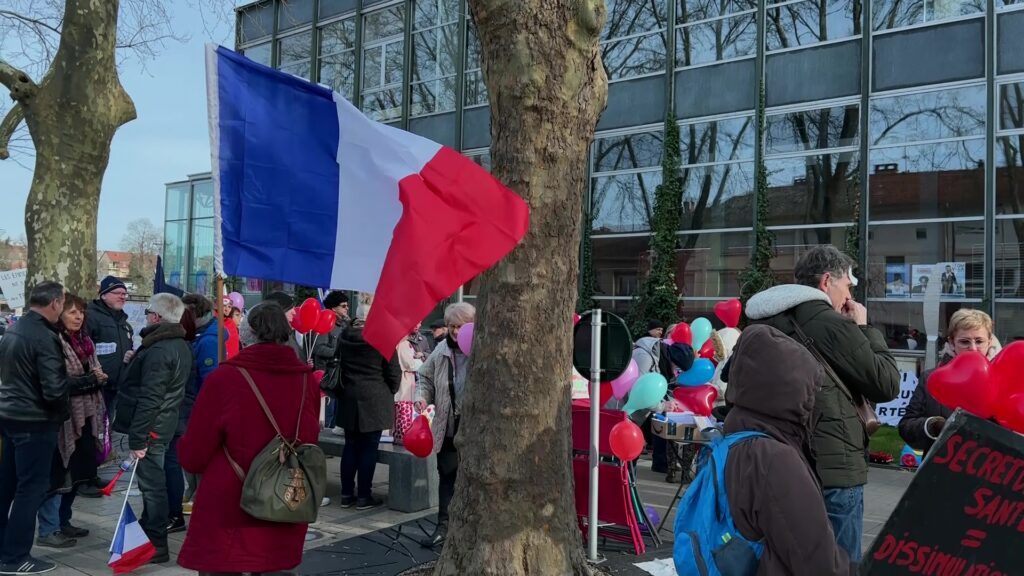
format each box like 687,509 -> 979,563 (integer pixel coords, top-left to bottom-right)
224,317 -> 240,358
176,343 -> 319,573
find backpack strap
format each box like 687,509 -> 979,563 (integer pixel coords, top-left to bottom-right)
223,367 -> 308,482
709,432 -> 768,523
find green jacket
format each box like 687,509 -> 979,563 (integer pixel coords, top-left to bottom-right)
747,284 -> 900,488
113,322 -> 193,450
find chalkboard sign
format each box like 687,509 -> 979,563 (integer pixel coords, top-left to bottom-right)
860,410 -> 1024,576
572,310 -> 633,382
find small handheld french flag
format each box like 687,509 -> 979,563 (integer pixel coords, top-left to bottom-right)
108,462 -> 156,573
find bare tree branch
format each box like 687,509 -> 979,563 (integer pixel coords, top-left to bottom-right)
0,9 -> 61,36
0,59 -> 36,98
0,101 -> 24,159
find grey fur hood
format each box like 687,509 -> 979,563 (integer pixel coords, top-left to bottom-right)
746,284 -> 831,320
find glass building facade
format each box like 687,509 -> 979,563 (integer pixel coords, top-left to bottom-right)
234,0 -> 1024,361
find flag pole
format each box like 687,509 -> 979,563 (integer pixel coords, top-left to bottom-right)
109,459 -> 140,553
216,276 -> 225,362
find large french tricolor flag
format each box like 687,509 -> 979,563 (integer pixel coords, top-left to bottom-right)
108,503 -> 156,573
205,45 -> 529,355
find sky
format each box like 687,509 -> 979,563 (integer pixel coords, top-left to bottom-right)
0,4 -> 234,251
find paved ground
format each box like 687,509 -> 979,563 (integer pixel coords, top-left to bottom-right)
38,454 -> 910,575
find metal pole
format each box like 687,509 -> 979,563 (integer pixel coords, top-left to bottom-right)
587,308 -> 602,562
216,276 -> 225,362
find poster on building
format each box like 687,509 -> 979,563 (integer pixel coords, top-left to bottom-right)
885,264 -> 911,297
123,302 -> 148,349
860,411 -> 1024,575
0,268 -> 27,309
876,363 -> 919,426
910,264 -> 934,297
937,262 -> 966,297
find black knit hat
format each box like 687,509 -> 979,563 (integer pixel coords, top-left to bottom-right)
99,276 -> 128,296
646,319 -> 664,332
323,290 -> 349,310
264,291 -> 294,312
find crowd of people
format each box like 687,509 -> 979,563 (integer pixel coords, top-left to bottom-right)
0,275 -> 470,575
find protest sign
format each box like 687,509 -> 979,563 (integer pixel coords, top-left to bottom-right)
876,368 -> 919,426
861,410 -> 1024,576
0,268 -> 27,309
123,302 -> 148,348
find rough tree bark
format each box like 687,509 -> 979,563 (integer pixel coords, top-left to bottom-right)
433,2 -> 608,575
0,0 -> 136,295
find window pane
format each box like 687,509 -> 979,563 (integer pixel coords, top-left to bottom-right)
364,6 -> 405,43
994,302 -> 1024,344
362,45 -> 382,89
279,0 -> 314,30
869,85 -> 986,146
766,0 -> 860,52
320,19 -> 356,56
604,0 -> 668,40
766,104 -> 860,155
765,152 -> 861,225
681,162 -> 756,230
413,25 -> 457,83
869,139 -> 985,219
675,14 -> 757,67
592,171 -> 662,233
242,43 -> 272,67
873,0 -> 984,31
678,231 -> 752,297
464,70 -> 488,106
280,61 -> 311,80
166,185 -> 189,221
680,116 -> 756,163
189,219 -> 215,296
385,41 -> 405,85
240,2 -> 274,43
999,81 -> 1024,132
362,87 -> 403,121
163,221 -> 188,290
466,21 -> 482,70
192,181 -> 214,219
411,77 -> 456,116
677,0 -> 757,22
771,226 -> 851,282
868,301 -> 966,350
414,0 -> 459,29
996,219 -> 1024,298
319,52 -> 357,99
867,220 -> 985,299
592,235 -> 647,298
602,33 -> 667,80
997,135 -> 1024,216
594,131 -> 664,172
278,32 -> 312,66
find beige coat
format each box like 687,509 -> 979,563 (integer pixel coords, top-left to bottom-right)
396,339 -> 422,403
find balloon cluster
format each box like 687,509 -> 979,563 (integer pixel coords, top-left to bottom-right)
291,298 -> 337,337
928,341 -> 1024,433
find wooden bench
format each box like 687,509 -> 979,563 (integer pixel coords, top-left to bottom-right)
318,432 -> 438,513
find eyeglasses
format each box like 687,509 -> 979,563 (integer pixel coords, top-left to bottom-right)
145,309 -> 157,316
108,291 -> 128,297
955,338 -> 989,349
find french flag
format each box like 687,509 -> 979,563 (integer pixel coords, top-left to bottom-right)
108,503 -> 156,573
205,45 -> 529,355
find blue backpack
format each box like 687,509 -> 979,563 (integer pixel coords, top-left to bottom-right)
673,431 -> 768,576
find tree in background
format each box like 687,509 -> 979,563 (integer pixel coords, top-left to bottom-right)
432,0 -> 608,573
738,85 -> 777,306
577,207 -> 598,312
119,218 -> 162,296
630,112 -> 682,333
0,0 -> 229,295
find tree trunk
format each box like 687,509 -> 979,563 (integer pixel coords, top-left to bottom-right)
0,0 -> 136,295
433,2 -> 607,575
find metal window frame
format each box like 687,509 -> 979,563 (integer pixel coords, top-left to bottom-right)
672,15 -> 759,70
870,7 -> 985,36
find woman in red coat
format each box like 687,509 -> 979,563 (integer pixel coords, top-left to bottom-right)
177,302 -> 319,574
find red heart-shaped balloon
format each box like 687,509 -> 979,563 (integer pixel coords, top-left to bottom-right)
698,339 -> 717,364
994,393 -> 1024,434
404,416 -> 434,458
671,323 -> 692,346
991,341 -> 1024,400
673,384 -> 718,417
714,299 -> 742,328
927,351 -> 996,418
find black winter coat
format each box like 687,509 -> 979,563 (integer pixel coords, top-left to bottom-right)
0,311 -> 68,426
336,323 -> 401,433
898,367 -> 954,453
86,299 -> 134,392
113,323 -> 193,449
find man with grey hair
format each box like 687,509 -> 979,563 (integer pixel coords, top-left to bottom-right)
112,293 -> 193,565
745,245 -> 899,562
414,301 -> 475,548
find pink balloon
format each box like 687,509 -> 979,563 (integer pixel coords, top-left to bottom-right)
456,322 -> 474,356
610,360 -> 640,400
573,313 -> 581,325
228,292 -> 245,311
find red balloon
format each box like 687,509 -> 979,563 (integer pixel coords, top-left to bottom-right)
314,309 -> 336,335
927,351 -> 996,419
671,323 -> 692,346
299,298 -> 321,334
290,313 -> 308,334
673,385 -> 718,417
697,339 -> 717,364
714,299 -> 742,328
992,341 -> 1024,399
404,415 -> 434,458
608,419 -> 645,462
599,383 -> 613,407
994,393 -> 1024,434
312,369 -> 325,387
573,313 -> 581,326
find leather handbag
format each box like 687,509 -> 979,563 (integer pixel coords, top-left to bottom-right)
788,316 -> 882,437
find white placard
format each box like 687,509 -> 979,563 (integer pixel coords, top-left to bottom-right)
876,364 -> 920,426
0,268 -> 27,309
123,302 -> 148,348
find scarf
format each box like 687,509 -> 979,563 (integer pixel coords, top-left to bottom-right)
65,329 -> 95,365
57,336 -> 105,471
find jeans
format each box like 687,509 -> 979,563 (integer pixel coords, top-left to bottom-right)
135,442 -> 169,554
37,488 -> 77,537
325,399 -> 337,429
340,429 -> 382,499
0,424 -> 58,564
164,436 -> 185,519
436,435 -> 459,528
823,485 -> 865,562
